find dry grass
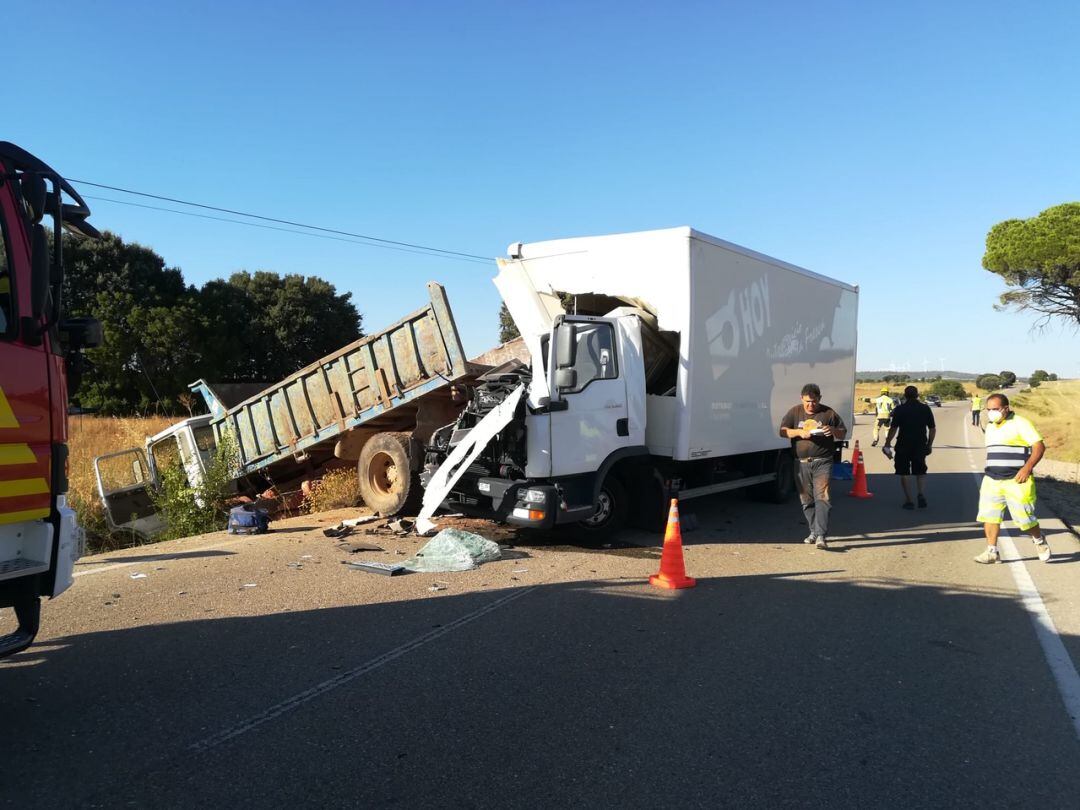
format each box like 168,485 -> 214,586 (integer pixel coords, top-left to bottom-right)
68,414 -> 174,552
300,467 -> 362,514
1010,380 -> 1080,463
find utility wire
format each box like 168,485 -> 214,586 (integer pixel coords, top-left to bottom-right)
82,194 -> 490,265
66,177 -> 492,263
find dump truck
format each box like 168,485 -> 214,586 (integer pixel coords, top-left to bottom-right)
417,226 -> 858,537
1,143 -> 102,657
95,283 -> 479,538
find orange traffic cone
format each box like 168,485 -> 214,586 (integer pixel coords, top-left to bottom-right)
649,499 -> 696,590
848,440 -> 873,499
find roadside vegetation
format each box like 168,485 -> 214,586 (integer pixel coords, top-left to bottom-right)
1010,380 -> 1080,463
69,414 -> 174,552
300,467 -> 362,513
149,432 -> 240,541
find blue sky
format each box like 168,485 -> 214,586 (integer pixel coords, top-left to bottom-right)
6,1 -> 1079,377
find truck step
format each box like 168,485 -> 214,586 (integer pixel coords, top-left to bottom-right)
0,557 -> 49,580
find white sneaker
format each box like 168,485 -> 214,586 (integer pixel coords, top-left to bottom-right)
815,537 -> 829,549
803,535 -> 816,544
974,547 -> 1001,565
1034,539 -> 1052,563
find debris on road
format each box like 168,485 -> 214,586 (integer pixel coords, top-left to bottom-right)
387,518 -> 415,534
345,561 -> 407,577
129,573 -> 147,580
402,528 -> 501,573
241,583 -> 257,588
427,581 -> 449,592
335,541 -> 385,554
342,515 -> 380,527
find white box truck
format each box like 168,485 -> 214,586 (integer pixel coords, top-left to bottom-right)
419,226 -> 858,537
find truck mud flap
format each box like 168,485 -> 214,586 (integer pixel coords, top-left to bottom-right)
415,384 -> 525,535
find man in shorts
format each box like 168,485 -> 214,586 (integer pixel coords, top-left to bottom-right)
883,385 -> 936,509
973,393 -> 1052,564
779,383 -> 847,549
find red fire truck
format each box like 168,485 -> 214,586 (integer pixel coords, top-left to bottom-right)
1,142 -> 101,657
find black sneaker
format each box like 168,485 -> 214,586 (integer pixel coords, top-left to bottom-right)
917,495 -> 927,508
902,501 -> 915,510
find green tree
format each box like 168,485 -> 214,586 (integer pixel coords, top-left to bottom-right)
61,231 -> 201,413
998,370 -> 1017,386
1030,369 -> 1050,384
976,373 -> 1004,391
1049,373 -> 1058,381
982,202 -> 1080,327
61,232 -> 363,413
201,271 -> 361,382
929,379 -> 966,400
498,302 -> 518,343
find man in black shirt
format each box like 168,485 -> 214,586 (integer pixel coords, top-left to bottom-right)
883,385 -> 936,509
779,383 -> 848,549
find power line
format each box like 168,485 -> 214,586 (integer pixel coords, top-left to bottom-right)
65,177 -> 492,263
81,194 -> 490,265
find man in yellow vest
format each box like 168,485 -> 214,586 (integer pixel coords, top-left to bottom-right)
973,393 -> 1051,564
971,393 -> 983,427
870,387 -> 894,447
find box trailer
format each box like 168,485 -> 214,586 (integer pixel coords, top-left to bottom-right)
419,226 -> 858,536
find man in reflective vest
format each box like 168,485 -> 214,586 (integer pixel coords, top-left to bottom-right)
973,393 -> 1051,564
971,394 -> 983,427
870,387 -> 894,447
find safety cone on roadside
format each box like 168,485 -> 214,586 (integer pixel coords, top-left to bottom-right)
848,440 -> 873,499
649,499 -> 696,590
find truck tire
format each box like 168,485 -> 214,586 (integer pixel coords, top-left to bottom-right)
577,475 -> 628,541
357,432 -> 423,516
750,451 -> 795,503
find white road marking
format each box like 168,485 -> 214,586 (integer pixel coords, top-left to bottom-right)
187,586 -> 536,754
964,413 -> 1080,740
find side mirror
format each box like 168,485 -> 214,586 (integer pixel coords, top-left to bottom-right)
30,224 -> 49,319
60,316 -> 103,350
556,323 -> 576,368
555,368 -> 577,391
20,174 -> 47,224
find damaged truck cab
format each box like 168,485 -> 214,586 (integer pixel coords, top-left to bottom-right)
422,227 -> 859,538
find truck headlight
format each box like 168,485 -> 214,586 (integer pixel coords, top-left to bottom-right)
523,488 -> 546,504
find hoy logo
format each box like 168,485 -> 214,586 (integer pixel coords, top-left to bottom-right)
706,276 -> 772,361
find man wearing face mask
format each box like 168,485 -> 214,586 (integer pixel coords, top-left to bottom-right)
974,393 -> 1051,564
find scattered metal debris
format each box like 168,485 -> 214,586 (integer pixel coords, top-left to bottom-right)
335,541 -> 385,554
346,561 -> 407,576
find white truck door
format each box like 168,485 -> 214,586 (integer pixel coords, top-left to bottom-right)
547,317 -> 641,477
94,449 -> 166,539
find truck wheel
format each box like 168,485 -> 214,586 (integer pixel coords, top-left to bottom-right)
750,451 -> 795,503
578,475 -> 628,540
357,433 -> 422,516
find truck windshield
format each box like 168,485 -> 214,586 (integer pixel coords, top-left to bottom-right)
150,437 -> 182,476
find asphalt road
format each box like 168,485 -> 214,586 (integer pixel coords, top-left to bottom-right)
3,401 -> 1079,807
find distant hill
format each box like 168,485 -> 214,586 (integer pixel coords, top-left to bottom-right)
857,370 -> 979,381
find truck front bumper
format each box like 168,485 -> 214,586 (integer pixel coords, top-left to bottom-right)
475,478 -> 558,529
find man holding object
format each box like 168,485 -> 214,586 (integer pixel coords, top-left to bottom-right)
779,383 -> 847,549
